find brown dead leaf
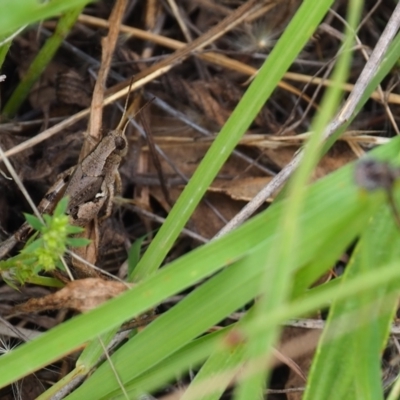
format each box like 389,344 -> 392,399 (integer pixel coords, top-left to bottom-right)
149,140 -> 266,182
263,141 -> 356,179
9,278 -> 130,315
209,176 -> 274,202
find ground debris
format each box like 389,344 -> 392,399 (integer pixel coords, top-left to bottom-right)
9,278 -> 130,315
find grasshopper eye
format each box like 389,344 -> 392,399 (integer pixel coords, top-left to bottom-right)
114,136 -> 126,150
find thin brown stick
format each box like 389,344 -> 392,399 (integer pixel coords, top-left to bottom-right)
86,0 -> 127,146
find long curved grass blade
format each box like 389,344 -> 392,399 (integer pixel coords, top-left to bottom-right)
0,0 -> 90,37
304,202 -> 400,400
131,0 -> 335,281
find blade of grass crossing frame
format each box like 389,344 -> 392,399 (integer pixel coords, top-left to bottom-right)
180,345 -> 246,400
234,1 -> 362,397
180,308 -> 263,400
304,204 -> 400,400
36,328 -> 120,400
0,0 -> 90,37
132,0 -> 335,281
65,166 -> 383,398
102,329 -> 230,400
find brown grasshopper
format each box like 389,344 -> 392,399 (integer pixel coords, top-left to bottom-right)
64,127 -> 127,226
0,119 -> 128,260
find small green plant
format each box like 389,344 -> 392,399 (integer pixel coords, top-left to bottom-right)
0,197 -> 89,288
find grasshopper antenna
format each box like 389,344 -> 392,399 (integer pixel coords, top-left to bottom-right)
118,92 -> 155,136
116,77 -> 134,132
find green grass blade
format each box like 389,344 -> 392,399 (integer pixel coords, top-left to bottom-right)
132,0 -> 335,281
0,0 -> 90,37
100,258 -> 400,400
63,159 -> 390,397
36,328 -> 120,399
104,329 -> 230,400
0,40 -> 12,70
181,346 -> 246,400
234,1 -> 361,397
2,5 -> 85,118
303,207 -> 400,400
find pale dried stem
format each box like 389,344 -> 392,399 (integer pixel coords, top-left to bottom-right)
66,250 -> 129,286
0,145 -> 42,221
166,0 -> 192,43
144,131 -> 389,147
86,0 -> 127,146
98,336 -> 130,400
330,7 -> 400,136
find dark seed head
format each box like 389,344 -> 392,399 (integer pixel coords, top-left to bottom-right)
354,159 -> 399,191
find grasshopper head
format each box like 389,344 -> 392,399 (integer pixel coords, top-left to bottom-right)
107,130 -> 128,157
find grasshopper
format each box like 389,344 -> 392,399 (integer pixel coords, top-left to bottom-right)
0,118 -> 128,260
64,127 -> 127,226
